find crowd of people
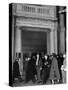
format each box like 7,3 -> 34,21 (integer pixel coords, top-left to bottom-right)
13,52 -> 66,85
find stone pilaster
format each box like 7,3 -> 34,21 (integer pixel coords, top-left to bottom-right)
12,16 -> 15,77
54,22 -> 58,54
15,26 -> 21,53
59,27 -> 65,54
15,26 -> 23,76
47,31 -> 50,55
50,30 -> 54,54
59,7 -> 65,54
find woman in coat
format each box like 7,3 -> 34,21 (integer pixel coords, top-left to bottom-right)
49,54 -> 60,84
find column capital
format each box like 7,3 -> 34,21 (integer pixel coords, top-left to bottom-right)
54,22 -> 58,30
50,28 -> 57,32
50,22 -> 58,32
15,25 -> 21,30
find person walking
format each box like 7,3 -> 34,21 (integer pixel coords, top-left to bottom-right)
49,54 -> 60,84
36,53 -> 42,83
42,55 -> 51,84
25,55 -> 37,83
13,58 -> 21,82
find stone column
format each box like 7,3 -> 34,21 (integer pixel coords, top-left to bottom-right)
59,7 -> 65,54
50,30 -> 54,54
53,22 -> 58,54
59,28 -> 65,54
12,16 -> 15,78
47,31 -> 50,55
50,22 -> 58,55
15,26 -> 23,76
54,30 -> 57,54
15,26 -> 21,53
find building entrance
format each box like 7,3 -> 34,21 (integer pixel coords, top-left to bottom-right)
21,27 -> 48,56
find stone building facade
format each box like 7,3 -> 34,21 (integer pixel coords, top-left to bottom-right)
11,3 -> 66,73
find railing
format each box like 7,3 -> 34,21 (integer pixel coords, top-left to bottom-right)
13,3 -> 56,19
21,5 -> 50,14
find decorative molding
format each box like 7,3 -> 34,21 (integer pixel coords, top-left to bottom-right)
16,17 -> 56,30
20,27 -> 50,32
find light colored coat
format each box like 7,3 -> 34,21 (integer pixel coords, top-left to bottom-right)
49,57 -> 60,80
